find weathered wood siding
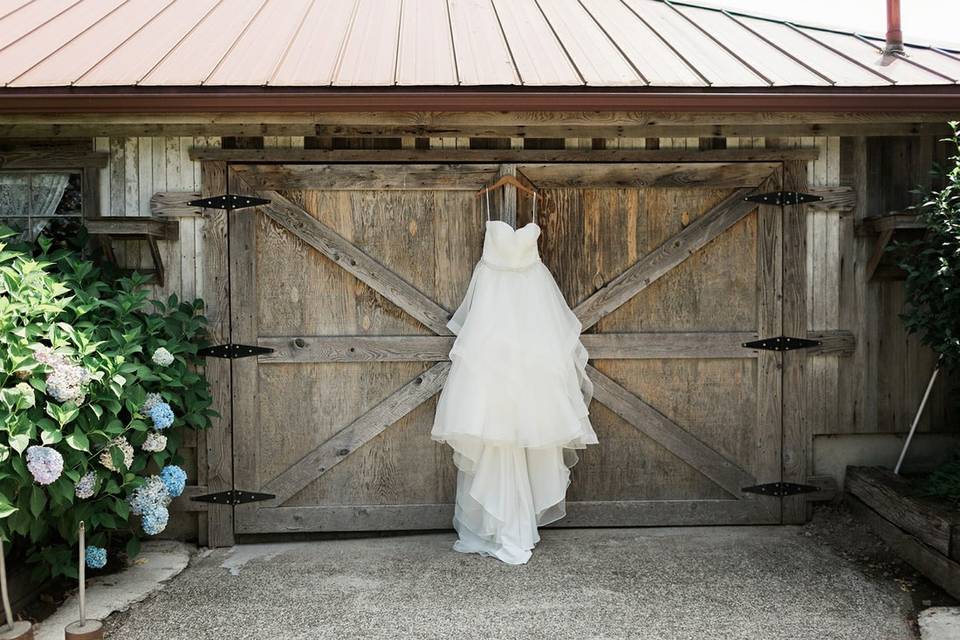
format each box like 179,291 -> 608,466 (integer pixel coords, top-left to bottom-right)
89,133 -> 954,541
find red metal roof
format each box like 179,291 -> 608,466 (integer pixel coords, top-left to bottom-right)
1,0 -> 958,90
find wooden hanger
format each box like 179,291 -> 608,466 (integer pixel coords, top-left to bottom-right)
475,175 -> 539,199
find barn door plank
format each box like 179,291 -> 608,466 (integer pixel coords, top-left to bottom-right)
780,158 -> 810,524
517,162 -> 780,189
228,173 -> 261,529
231,163 -> 499,190
243,184 -> 452,335
254,331 -> 762,363
258,335 -> 456,363
586,365 -> 757,497
574,186 -> 761,330
262,362 -> 451,504
200,161 -> 233,547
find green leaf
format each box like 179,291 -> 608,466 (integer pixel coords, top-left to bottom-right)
29,486 -> 46,518
0,496 -> 17,519
65,430 -> 89,452
126,536 -> 141,559
7,433 -> 29,455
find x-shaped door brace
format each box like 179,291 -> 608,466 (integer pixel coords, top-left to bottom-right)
232,173 -> 769,506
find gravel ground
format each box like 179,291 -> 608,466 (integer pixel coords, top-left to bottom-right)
103,511 -> 922,640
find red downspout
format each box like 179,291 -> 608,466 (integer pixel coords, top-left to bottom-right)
885,0 -> 904,54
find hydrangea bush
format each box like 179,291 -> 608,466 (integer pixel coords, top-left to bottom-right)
0,227 -> 214,578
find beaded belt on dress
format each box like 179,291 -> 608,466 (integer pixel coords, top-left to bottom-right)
480,257 -> 542,272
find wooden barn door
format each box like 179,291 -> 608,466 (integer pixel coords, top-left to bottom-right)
515,162 -> 788,526
225,161 -> 796,535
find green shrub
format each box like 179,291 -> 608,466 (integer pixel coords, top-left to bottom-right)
0,227 -> 214,578
895,122 -> 960,372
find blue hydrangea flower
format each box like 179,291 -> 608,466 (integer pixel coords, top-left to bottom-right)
159,465 -> 186,498
146,402 -> 174,430
85,546 -> 107,569
141,505 -> 169,536
128,476 -> 171,516
75,471 -> 96,499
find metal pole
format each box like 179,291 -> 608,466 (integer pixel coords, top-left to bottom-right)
78,522 -> 85,626
894,360 -> 942,474
1,539 -> 13,631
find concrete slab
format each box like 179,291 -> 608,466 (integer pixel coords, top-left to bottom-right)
919,607 -> 960,639
33,541 -> 193,640
103,527 -> 915,640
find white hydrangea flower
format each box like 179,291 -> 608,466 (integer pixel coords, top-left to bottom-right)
99,437 -> 134,472
142,432 -> 167,453
151,348 -> 174,367
142,392 -> 163,413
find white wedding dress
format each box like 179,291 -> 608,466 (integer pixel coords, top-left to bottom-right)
431,218 -> 598,565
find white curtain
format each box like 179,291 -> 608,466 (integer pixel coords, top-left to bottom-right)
0,173 -> 71,239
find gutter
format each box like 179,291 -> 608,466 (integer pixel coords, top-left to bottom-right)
0,89 -> 959,114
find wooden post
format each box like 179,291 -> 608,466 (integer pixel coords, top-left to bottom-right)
780,155 -> 810,524
201,160 -> 235,547
0,540 -> 33,640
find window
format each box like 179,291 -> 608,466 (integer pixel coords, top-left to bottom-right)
0,171 -> 84,242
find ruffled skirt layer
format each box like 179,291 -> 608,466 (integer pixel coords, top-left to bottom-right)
431,260 -> 597,564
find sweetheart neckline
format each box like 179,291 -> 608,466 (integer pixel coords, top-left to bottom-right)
486,220 -> 540,232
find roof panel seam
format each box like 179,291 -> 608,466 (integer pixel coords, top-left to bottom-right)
489,0 -> 524,85
330,0 -> 363,87
0,0 -> 41,23
532,0 -> 586,85
576,0 -> 648,85
444,0 -> 461,85
932,47 -> 960,63
721,10 -> 835,86
0,0 -> 85,56
74,0 -> 179,86
852,33 -> 957,83
785,22 -> 897,85
619,0 -> 711,86
664,1 -> 773,86
201,0 -> 270,86
137,0 -> 225,85
6,0 -> 132,88
266,0 -> 317,87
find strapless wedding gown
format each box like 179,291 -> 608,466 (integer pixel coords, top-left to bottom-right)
431,219 -> 598,564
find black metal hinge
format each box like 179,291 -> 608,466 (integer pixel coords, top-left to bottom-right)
742,482 -> 821,497
198,343 -> 274,359
191,490 -> 275,506
187,194 -> 270,211
745,191 -> 823,206
742,336 -> 822,352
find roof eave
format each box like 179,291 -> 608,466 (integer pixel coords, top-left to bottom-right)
1,87 -> 960,113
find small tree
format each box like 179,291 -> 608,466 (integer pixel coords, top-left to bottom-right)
896,122 -> 960,372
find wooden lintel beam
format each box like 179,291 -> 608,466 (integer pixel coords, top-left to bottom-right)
188,147 -> 820,162
0,150 -> 108,169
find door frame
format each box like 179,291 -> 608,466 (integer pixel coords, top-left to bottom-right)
199,155 -> 814,542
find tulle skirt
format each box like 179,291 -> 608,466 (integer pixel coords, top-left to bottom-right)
431,258 -> 597,564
